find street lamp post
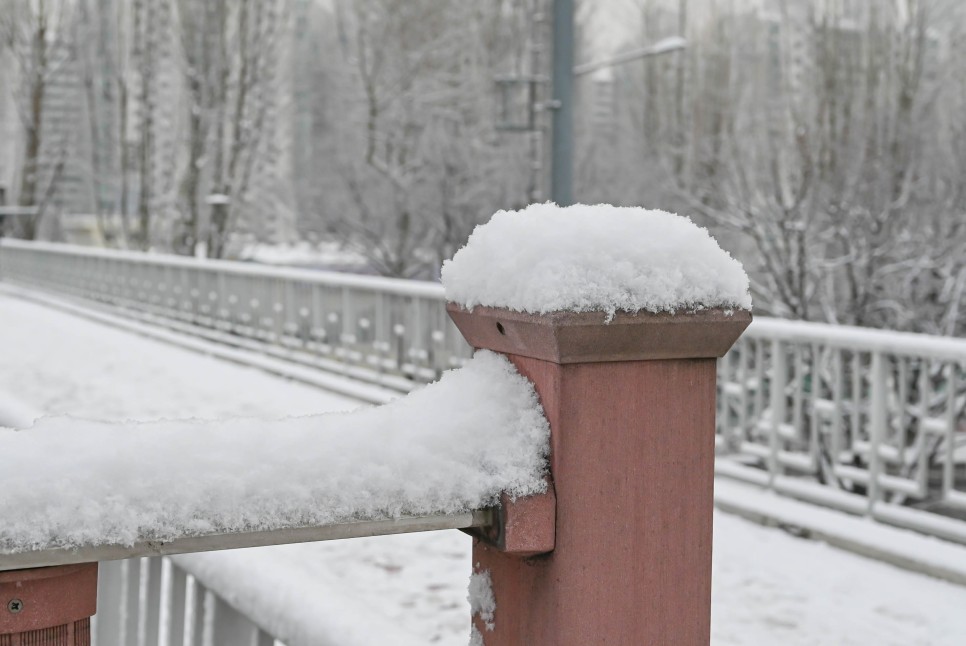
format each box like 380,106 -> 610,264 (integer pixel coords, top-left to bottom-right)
548,0 -> 686,206
550,0 -> 576,207
497,3 -> 687,207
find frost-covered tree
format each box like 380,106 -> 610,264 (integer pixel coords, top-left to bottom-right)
0,0 -> 74,239
201,0 -> 288,259
590,0 -> 966,335
307,0 -> 534,278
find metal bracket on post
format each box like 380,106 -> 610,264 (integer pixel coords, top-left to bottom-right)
465,484 -> 557,558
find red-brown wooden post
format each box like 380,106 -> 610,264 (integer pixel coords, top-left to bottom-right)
0,564 -> 97,645
449,305 -> 751,645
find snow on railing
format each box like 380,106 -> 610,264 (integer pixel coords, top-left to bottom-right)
2,231 -> 965,540
0,352 -> 544,570
0,353 -> 529,646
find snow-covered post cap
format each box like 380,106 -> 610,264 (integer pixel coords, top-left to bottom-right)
443,203 -> 752,362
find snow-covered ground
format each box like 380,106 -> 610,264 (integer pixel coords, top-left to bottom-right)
3,292 -> 966,645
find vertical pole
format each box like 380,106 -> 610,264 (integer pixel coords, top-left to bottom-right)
448,305 -> 751,646
551,0 -> 575,206
769,339 -> 787,489
868,351 -> 886,515
0,185 -> 7,239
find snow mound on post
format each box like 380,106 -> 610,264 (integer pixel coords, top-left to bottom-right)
442,203 -> 751,315
0,351 -> 549,553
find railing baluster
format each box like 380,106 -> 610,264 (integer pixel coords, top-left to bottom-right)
181,575 -> 205,646
159,559 -> 189,646
200,589 -> 216,646
868,352 -> 886,514
944,363 -> 959,499
122,559 -> 142,646
94,561 -> 126,646
768,340 -> 786,488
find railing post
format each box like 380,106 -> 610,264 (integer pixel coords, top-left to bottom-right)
448,305 -> 750,645
0,564 -> 98,645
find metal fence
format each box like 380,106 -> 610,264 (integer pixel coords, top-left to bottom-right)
94,558 -> 280,646
0,239 -> 966,542
2,237 -> 965,544
3,239 -> 966,645
0,239 -> 469,393
717,318 -> 966,542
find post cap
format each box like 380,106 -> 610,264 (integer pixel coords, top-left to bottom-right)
447,304 -> 751,364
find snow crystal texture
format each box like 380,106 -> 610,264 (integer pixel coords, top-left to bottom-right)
442,203 -> 751,316
0,351 -> 549,553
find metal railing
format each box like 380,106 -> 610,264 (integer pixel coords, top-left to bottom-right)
0,239 -> 966,542
89,511 -> 489,646
3,239 -> 966,644
0,240 -> 469,393
94,557 -> 280,646
1,238 -> 965,542
716,317 -> 966,541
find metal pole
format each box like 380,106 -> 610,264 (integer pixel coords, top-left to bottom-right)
550,0 -> 574,206
0,186 -> 6,239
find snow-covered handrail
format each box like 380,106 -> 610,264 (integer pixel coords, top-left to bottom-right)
0,238 -> 444,298
0,352 -> 547,572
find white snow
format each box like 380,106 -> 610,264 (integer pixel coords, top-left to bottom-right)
0,388 -> 41,430
0,349 -> 549,553
4,292 -> 966,645
173,546 -> 430,646
442,203 -> 751,316
205,193 -> 230,205
468,569 -> 496,631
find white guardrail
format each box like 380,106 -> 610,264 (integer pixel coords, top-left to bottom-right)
2,238 -> 966,643
94,558 -> 279,646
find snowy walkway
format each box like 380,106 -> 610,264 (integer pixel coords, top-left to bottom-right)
3,292 -> 966,645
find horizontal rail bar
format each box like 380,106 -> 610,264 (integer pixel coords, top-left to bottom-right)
0,510 -> 492,572
0,239 -> 447,298
4,239 -> 965,360
744,316 -> 966,361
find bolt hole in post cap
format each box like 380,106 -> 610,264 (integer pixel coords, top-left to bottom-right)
442,204 -> 752,362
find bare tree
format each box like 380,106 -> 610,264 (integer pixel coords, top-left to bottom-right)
0,0 -> 73,239
202,0 -> 287,259
322,0 -> 533,278
600,0 -> 966,335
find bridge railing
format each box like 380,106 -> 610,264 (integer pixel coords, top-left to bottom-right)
717,318 -> 966,541
94,556 -> 280,646
0,239 -> 468,392
1,238 -> 965,542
